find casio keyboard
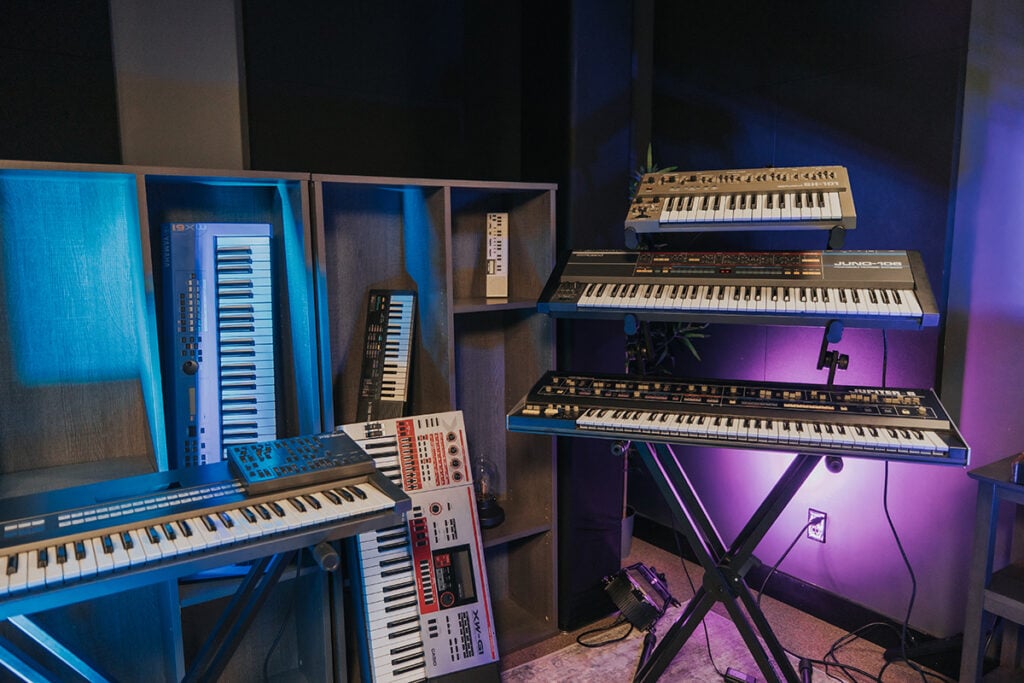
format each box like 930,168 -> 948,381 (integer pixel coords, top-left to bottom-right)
507,371 -> 968,467
161,222 -> 278,469
356,290 -> 417,422
342,412 -> 499,683
625,165 -> 855,245
0,455 -> 409,623
538,249 -> 939,330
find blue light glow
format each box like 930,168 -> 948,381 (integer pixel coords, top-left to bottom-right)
0,171 -> 144,384
278,180 -> 320,434
402,187 -> 446,370
0,169 -> 167,469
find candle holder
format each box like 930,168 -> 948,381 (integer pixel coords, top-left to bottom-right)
474,453 -> 505,529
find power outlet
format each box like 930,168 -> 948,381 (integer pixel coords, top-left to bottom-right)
807,509 -> 827,543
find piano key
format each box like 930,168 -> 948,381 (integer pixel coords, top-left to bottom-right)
27,550 -> 47,589
6,552 -> 28,593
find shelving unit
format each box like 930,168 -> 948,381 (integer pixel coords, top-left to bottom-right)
312,174 -> 559,655
0,161 -> 558,677
0,160 -> 331,682
961,454 -> 1024,682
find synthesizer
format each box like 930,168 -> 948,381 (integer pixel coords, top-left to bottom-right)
356,290 -> 417,422
342,412 -> 499,682
161,222 -> 278,469
625,165 -> 855,244
506,371 -> 969,467
0,461 -> 410,620
537,249 -> 939,330
226,431 -> 377,496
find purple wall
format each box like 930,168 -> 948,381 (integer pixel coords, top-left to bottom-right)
626,2 -> 976,636
943,0 -> 1024,584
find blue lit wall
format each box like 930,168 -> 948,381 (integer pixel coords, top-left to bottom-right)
1,172 -> 145,384
0,169 -> 165,471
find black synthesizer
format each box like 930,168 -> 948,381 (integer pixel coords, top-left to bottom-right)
507,371 -> 968,467
0,460 -> 409,620
537,249 -> 939,330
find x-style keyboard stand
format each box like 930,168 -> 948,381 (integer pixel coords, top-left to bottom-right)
632,441 -> 821,683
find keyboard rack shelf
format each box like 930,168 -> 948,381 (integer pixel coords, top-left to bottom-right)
311,174 -> 560,658
0,160 -> 330,682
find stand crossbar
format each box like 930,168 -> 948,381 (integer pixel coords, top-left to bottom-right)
633,441 -> 822,683
183,550 -> 298,682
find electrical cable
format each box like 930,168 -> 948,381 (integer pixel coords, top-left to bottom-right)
879,460 -> 937,683
670,531 -> 726,680
754,518 -> 861,682
575,614 -> 634,648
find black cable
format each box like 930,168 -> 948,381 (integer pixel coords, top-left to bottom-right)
670,530 -> 726,679
880,460 -> 933,683
755,515 -> 821,611
575,614 -> 634,648
753,517 -> 866,682
881,329 -> 888,387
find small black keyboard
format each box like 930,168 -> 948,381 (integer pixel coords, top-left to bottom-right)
227,432 -> 377,495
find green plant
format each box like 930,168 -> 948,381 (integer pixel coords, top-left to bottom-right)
626,144 -> 707,367
629,143 -> 677,202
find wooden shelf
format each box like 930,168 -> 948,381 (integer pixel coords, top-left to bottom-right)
453,296 -> 539,314
0,162 -> 558,676
963,458 -> 1024,680
313,174 -> 559,657
0,161 -> 328,681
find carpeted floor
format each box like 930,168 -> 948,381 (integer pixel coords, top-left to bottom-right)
500,539 -> 952,682
502,598 -> 765,682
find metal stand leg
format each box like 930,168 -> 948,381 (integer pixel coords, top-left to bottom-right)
183,550 -> 298,682
633,442 -> 821,683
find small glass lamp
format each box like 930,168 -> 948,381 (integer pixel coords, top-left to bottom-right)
474,454 -> 505,529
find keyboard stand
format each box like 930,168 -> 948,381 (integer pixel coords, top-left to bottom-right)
182,550 -> 298,682
631,441 -> 821,683
0,553 -> 303,682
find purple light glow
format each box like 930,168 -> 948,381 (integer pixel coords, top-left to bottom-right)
663,318 -> 965,635
953,99 -> 1024,466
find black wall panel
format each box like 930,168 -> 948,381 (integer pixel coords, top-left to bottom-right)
0,1 -> 120,163
241,1 -> 526,180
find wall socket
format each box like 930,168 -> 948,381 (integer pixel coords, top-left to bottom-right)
807,509 -> 827,543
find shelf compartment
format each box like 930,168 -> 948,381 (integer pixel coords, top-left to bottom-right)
143,171 -> 322,440
486,533 -> 559,655
314,178 -> 453,425
450,185 -> 555,306
454,310 -> 555,537
0,167 -> 164,473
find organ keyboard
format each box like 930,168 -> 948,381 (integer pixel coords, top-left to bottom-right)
162,222 -> 278,469
356,290 -> 417,422
0,461 -> 409,620
507,371 -> 969,466
625,165 -> 855,245
342,412 -> 499,682
538,249 -> 939,330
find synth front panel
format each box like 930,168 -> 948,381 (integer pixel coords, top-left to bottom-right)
162,222 -> 278,468
507,371 -> 968,466
625,164 -> 855,240
342,411 -> 499,682
538,249 -> 939,330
